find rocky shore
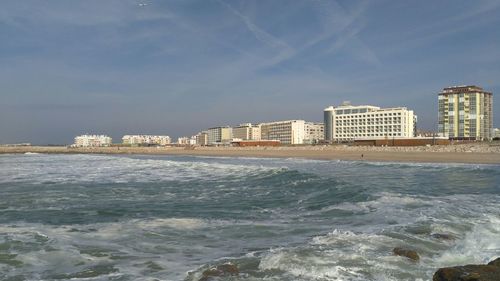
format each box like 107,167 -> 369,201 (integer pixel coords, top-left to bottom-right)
433,258 -> 500,281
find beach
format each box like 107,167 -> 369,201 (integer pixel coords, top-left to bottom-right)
1,143 -> 500,164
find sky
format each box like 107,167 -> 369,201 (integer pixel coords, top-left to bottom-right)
1,0 -> 500,144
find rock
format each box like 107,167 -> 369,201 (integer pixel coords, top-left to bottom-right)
393,247 -> 420,262
199,263 -> 239,281
216,263 -> 239,275
488,258 -> 500,267
431,233 -> 456,240
433,257 -> 500,281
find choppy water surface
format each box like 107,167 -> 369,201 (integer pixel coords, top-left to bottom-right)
0,154 -> 499,281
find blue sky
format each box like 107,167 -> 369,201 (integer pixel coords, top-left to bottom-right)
1,0 -> 499,144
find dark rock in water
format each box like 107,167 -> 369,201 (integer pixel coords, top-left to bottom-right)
431,233 -> 455,240
216,263 -> 239,275
393,247 -> 420,261
199,263 -> 239,281
433,257 -> 500,281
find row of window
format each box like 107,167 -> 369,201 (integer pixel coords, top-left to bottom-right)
335,112 -> 403,119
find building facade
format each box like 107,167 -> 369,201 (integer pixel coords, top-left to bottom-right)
260,120 -> 305,145
122,135 -> 171,146
195,132 -> 209,146
324,103 -> 417,142
74,135 -> 112,147
206,126 -> 232,145
493,128 -> 500,139
232,123 -> 261,140
438,85 -> 493,140
304,122 -> 324,144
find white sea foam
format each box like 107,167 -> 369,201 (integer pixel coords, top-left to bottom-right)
0,154 -> 284,184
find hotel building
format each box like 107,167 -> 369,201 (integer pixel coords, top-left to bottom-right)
74,135 -> 112,147
122,135 -> 171,146
438,85 -> 493,140
206,126 -> 232,145
260,120 -> 306,145
324,103 -> 417,142
232,123 -> 261,141
304,122 -> 324,144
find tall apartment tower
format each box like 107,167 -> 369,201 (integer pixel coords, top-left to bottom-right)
438,85 -> 493,140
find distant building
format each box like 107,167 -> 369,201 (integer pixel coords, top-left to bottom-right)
493,128 -> 500,140
122,135 -> 171,146
74,135 -> 112,147
177,136 -> 197,145
304,122 -> 324,144
324,103 -> 417,142
206,126 -> 232,145
195,132 -> 209,146
232,123 -> 261,141
438,85 -> 493,140
260,120 -> 306,145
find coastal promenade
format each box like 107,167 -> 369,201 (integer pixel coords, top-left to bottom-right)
2,144 -> 500,164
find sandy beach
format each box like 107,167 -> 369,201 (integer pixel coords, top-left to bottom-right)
1,144 -> 500,164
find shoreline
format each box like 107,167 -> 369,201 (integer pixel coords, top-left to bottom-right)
1,145 -> 500,164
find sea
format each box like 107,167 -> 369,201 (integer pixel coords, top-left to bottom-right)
0,153 -> 499,281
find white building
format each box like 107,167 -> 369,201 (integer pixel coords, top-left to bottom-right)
494,128 -> 500,139
232,123 -> 261,141
260,120 -> 306,145
324,103 -> 417,142
304,122 -> 324,144
177,136 -> 197,145
74,135 -> 112,147
122,135 -> 171,146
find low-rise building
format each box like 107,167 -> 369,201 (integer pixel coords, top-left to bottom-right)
304,122 -> 324,144
122,135 -> 171,146
324,103 -> 417,142
177,136 -> 197,145
493,128 -> 500,139
74,135 -> 112,147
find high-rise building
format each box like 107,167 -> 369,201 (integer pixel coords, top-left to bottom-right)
324,103 -> 417,142
232,123 -> 261,140
438,85 -> 493,140
260,120 -> 305,145
195,132 -> 209,146
206,126 -> 232,145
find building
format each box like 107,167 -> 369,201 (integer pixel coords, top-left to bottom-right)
206,126 -> 232,145
195,132 -> 209,146
260,120 -> 306,145
324,103 -> 417,142
178,136 -> 197,145
304,122 -> 324,144
74,135 -> 112,147
122,135 -> 171,146
232,123 -> 261,140
493,128 -> 500,139
438,85 -> 493,140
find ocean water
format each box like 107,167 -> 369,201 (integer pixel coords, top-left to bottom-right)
0,154 -> 499,281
